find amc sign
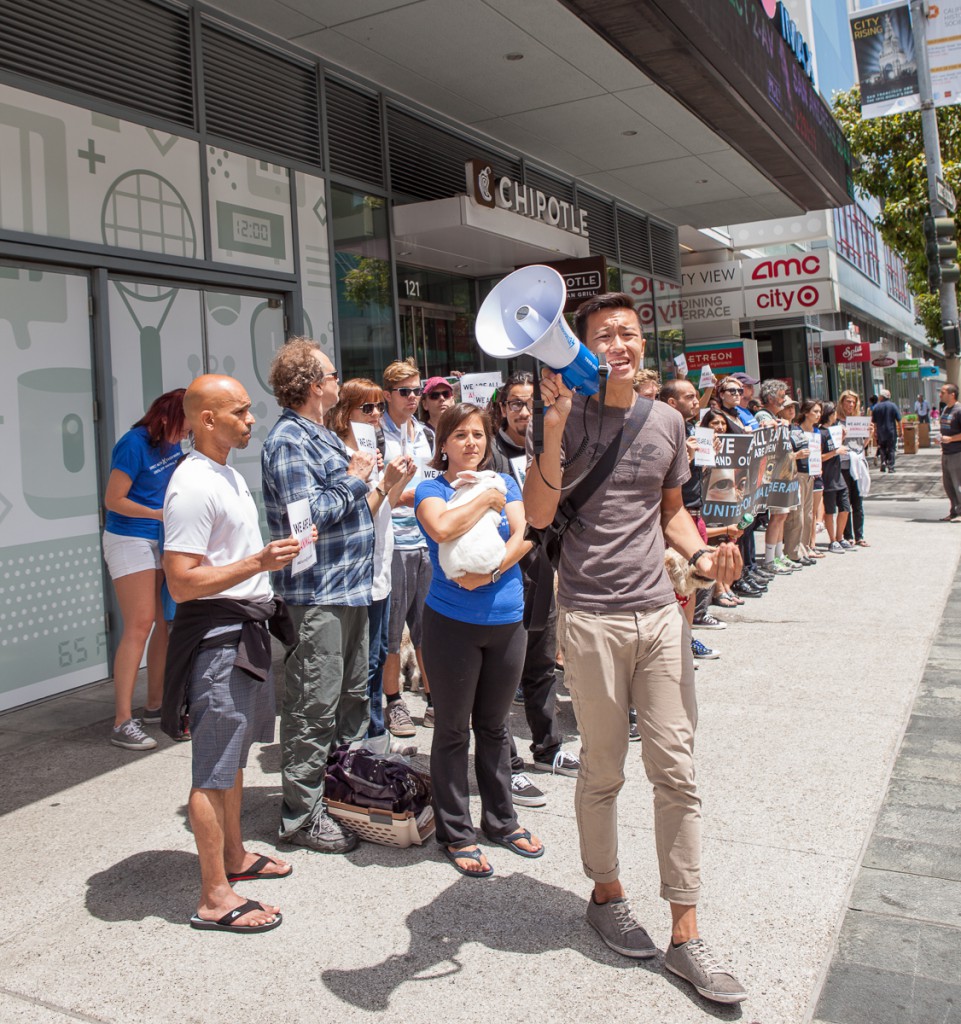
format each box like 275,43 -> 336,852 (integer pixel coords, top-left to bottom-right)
741,253 -> 837,318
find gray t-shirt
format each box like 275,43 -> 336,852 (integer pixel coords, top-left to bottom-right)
533,395 -> 689,614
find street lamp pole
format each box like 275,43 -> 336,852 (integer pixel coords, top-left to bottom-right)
912,0 -> 961,389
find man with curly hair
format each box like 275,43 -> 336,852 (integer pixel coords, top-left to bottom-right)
261,338 -> 377,854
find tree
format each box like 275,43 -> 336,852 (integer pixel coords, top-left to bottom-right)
833,85 -> 961,344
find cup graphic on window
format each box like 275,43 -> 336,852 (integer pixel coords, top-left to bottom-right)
18,368 -> 97,519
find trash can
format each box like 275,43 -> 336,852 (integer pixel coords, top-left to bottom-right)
919,422 -> 931,448
903,421 -> 918,454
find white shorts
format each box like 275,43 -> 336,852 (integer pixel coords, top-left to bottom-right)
102,531 -> 162,580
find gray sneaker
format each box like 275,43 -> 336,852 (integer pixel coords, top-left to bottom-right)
386,699 -> 416,737
586,895 -> 657,959
663,938 -> 747,1004
283,809 -> 358,854
110,718 -> 158,751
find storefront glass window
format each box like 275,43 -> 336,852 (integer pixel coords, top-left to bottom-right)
332,188 -> 396,382
396,266 -> 477,377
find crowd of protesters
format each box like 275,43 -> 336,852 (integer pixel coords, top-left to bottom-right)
101,291 -> 926,1003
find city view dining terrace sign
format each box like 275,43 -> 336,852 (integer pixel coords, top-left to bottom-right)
679,252 -> 839,324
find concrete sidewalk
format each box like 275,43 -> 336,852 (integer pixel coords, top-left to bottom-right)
1,498 -> 958,1024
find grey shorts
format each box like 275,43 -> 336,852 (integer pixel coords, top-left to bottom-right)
188,642 -> 276,790
387,547 -> 432,652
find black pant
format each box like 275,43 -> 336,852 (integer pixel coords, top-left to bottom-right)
739,517 -> 760,571
878,437 -> 897,471
421,605 -> 526,847
510,586 -> 561,771
841,468 -> 864,541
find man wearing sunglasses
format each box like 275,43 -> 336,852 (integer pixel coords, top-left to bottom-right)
261,339 -> 377,855
420,377 -> 456,440
380,360 -> 435,737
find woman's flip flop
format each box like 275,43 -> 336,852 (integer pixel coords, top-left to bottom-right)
484,828 -> 545,859
442,844 -> 493,878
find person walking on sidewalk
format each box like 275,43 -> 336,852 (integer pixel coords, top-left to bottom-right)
871,389 -> 902,473
262,340 -> 377,855
524,292 -> 747,1005
939,384 -> 961,522
162,375 -> 298,933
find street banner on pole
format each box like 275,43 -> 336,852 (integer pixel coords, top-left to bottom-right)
850,2 -> 920,119
927,0 -> 961,106
701,426 -> 799,525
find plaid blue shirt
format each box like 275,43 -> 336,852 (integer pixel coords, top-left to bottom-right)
262,409 -> 374,607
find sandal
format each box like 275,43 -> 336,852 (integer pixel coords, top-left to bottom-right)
856,539 -> 870,546
189,899 -> 281,933
442,844 -> 493,878
227,854 -> 293,883
483,827 -> 545,859
714,593 -> 738,609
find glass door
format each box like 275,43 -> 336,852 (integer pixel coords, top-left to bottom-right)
0,265 -> 108,710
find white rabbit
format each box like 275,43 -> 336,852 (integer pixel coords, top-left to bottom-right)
438,470 -> 508,579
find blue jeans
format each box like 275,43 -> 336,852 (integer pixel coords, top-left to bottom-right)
367,596 -> 390,737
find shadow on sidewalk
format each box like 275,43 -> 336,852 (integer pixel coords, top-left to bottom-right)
85,850 -> 196,925
321,873 -> 744,1020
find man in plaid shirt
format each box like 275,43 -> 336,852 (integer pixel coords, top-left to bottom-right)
262,338 -> 376,854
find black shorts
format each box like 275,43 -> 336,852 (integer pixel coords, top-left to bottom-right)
822,488 -> 851,516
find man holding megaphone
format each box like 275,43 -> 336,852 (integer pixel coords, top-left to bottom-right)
522,292 -> 747,1005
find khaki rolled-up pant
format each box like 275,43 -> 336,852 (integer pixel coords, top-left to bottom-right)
783,473 -> 814,561
559,602 -> 700,905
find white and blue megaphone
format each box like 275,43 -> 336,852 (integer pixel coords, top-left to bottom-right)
475,265 -> 600,395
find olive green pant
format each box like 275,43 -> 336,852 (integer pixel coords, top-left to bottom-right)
279,604 -> 370,838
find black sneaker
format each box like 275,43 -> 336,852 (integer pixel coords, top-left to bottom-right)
512,686 -> 525,706
628,708 -> 641,742
510,772 -> 546,807
692,613 -> 726,630
731,580 -> 761,598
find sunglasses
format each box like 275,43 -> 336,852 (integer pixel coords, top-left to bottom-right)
506,399 -> 534,412
358,402 -> 385,414
390,387 -> 423,397
317,371 -> 339,383
426,389 -> 453,400
721,387 -> 743,394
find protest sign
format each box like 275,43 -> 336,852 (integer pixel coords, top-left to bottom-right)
701,426 -> 799,525
807,431 -> 822,475
351,422 -> 380,481
674,353 -> 689,378
699,364 -> 716,389
693,427 -> 716,467
829,424 -> 844,450
845,416 -> 871,439
459,372 -> 502,409
286,498 -> 316,577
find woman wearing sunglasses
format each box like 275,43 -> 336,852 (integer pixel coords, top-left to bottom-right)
326,379 -> 416,736
419,377 -> 456,443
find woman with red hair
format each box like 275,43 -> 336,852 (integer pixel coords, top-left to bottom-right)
102,388 -> 187,751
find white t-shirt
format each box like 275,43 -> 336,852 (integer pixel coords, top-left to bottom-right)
163,451 -> 272,603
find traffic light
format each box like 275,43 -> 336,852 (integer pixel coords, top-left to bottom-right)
924,215 -> 960,291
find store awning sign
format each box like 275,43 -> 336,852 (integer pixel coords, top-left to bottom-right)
871,355 -> 897,367
535,256 -> 607,312
466,160 -> 589,237
896,357 -> 920,372
837,342 -> 872,363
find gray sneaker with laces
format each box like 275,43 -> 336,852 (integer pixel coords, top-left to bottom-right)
586,895 -> 656,959
663,938 -> 747,1004
386,699 -> 416,737
283,809 -> 358,854
110,718 -> 158,751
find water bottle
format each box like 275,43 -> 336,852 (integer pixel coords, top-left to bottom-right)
736,511 -> 754,531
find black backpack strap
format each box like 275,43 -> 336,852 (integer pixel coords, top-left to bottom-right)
523,397 -> 654,631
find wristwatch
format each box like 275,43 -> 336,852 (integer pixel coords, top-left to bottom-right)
490,567 -> 503,584
375,485 -> 388,497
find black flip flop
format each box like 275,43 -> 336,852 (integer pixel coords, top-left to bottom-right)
442,844 -> 493,878
483,828 -> 545,859
227,854 -> 293,882
189,899 -> 282,933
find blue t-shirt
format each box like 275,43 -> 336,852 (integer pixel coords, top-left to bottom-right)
736,406 -> 760,430
105,426 -> 182,540
414,474 -> 524,625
